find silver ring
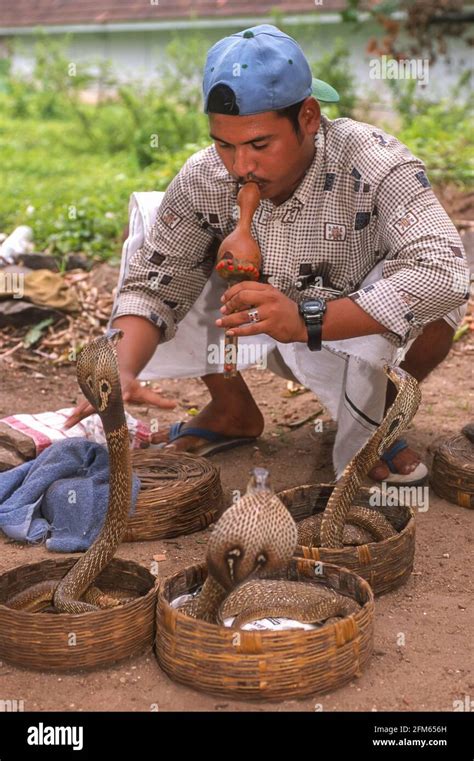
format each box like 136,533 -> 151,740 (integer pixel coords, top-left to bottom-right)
247,308 -> 260,323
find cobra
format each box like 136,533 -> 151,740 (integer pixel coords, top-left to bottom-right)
318,365 -> 422,549
180,365 -> 421,627
180,468 -> 359,628
6,330 -> 133,613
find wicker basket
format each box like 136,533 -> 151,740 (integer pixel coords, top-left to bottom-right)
277,483 -> 415,596
156,558 -> 374,700
0,557 -> 157,672
430,433 -> 474,508
125,450 -> 224,541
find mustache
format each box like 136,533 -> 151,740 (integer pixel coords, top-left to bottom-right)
236,174 -> 268,184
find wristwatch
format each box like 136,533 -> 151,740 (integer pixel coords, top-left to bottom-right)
298,298 -> 327,351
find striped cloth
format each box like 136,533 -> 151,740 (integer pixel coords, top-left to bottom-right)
0,408 -> 151,456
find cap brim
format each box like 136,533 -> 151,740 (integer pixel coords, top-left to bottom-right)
311,77 -> 340,103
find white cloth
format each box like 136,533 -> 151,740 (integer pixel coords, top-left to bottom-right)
111,191 -> 465,477
0,408 -> 150,455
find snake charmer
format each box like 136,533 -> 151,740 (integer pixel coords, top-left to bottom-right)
65,24 -> 470,484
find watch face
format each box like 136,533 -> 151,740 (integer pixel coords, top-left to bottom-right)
302,298 -> 326,315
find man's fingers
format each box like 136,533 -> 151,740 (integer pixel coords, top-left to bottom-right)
225,320 -> 270,338
216,309 -> 267,329
63,401 -> 95,429
222,289 -> 269,314
222,281 -> 272,304
127,385 -> 177,410
64,383 -> 176,431
144,390 -> 177,410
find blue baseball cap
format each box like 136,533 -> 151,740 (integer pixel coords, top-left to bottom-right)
203,24 -> 339,116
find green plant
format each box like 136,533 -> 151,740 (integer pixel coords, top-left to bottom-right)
158,33 -> 209,110
383,71 -> 473,185
8,34 -> 94,119
310,38 -> 358,119
1,31 -> 471,264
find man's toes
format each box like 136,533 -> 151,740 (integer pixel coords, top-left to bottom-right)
150,430 -> 169,444
393,458 -> 418,475
164,436 -> 199,452
392,449 -> 420,475
368,460 -> 390,481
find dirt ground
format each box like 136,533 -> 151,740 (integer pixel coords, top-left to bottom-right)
0,320 -> 472,712
0,186 -> 472,713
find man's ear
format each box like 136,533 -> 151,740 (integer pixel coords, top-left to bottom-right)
299,97 -> 320,135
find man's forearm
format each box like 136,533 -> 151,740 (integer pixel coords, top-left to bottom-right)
111,315 -> 162,378
296,297 -> 389,343
323,297 -> 388,340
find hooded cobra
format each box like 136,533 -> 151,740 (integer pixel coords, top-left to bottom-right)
179,365 -> 421,627
296,365 -> 422,550
180,468 -> 361,627
318,365 -> 421,549
6,329 -> 133,613
179,468 -> 299,622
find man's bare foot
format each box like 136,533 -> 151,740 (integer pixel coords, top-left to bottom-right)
368,441 -> 422,482
150,397 -> 264,453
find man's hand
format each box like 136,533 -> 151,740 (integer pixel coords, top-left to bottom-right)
63,375 -> 176,430
216,281 -> 307,343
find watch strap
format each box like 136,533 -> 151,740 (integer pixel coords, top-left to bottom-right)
306,321 -> 322,351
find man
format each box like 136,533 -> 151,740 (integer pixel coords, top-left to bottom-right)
66,25 -> 469,484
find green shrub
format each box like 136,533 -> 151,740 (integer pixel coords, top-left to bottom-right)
310,38 -> 358,119
1,33 -> 471,265
383,73 -> 473,185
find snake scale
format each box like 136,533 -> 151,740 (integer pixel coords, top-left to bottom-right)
179,364 -> 421,627
6,329 -> 133,613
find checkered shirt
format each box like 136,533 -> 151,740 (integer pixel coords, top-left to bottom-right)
112,114 -> 470,346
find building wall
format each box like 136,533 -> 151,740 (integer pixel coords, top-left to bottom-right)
9,21 -> 471,105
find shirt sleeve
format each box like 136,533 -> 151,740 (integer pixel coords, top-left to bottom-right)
348,162 -> 470,345
112,161 -> 219,342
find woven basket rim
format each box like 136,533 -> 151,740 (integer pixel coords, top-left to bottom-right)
158,558 -> 374,638
276,481 -> 415,551
0,557 -> 158,619
296,510 -> 416,553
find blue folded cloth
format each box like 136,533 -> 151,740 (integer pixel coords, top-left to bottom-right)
0,438 -> 140,552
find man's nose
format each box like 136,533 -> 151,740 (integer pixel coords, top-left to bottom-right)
232,147 -> 257,179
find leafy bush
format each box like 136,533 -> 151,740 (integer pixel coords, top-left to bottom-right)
383,72 -> 473,185
1,33 -> 471,265
309,38 -> 358,119
0,113 -> 203,262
